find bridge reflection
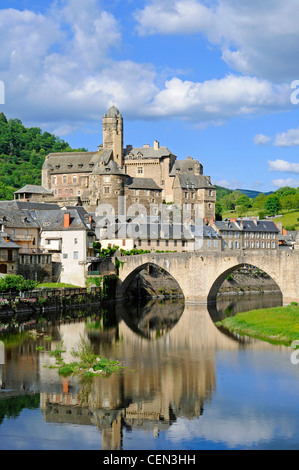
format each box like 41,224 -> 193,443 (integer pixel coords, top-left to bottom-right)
0,296 -> 285,450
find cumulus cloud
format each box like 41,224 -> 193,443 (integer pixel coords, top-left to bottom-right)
254,134 -> 272,146
0,0 -> 293,135
146,75 -> 290,123
274,127 -> 299,147
272,178 -> 299,188
135,0 -> 299,82
213,178 -> 242,190
0,1 -> 160,131
268,160 -> 299,174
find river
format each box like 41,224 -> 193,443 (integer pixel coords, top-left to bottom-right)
1,292 -> 299,451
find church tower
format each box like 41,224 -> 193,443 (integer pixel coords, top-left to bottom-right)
102,106 -> 124,167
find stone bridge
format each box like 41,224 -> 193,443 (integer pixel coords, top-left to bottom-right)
116,250 -> 299,304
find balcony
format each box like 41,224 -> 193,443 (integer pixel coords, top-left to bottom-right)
11,235 -> 34,242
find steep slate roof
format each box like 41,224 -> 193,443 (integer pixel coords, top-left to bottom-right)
107,221 -> 218,241
215,219 -> 280,233
0,201 -> 39,228
106,106 -> 121,117
0,236 -> 20,249
43,150 -> 112,174
177,174 -> 215,190
124,146 -> 175,160
14,185 -> 53,195
14,201 -> 61,211
93,159 -> 126,176
125,177 -> 162,191
32,208 -> 92,232
169,158 -> 203,177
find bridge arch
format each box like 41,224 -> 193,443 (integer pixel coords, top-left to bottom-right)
207,263 -> 282,304
117,261 -> 185,300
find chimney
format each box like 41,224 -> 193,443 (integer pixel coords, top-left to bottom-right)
64,212 -> 70,228
230,218 -> 237,223
154,140 -> 160,150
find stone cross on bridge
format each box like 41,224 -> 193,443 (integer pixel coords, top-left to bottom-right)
116,250 -> 299,304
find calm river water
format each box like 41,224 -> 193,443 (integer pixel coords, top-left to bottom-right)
1,292 -> 299,451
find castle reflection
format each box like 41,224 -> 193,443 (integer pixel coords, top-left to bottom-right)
0,296 -> 282,450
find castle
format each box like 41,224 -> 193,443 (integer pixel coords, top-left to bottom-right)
16,106 -> 216,220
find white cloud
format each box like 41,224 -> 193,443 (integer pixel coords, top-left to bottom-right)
274,127 -> 299,147
268,160 -> 299,174
168,413 -> 293,448
135,0 -> 299,81
272,178 -> 299,188
146,75 -> 290,123
213,178 -> 242,190
0,1 -> 159,131
0,0 -> 293,135
254,134 -> 272,146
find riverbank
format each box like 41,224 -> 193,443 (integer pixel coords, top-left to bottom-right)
216,304 -> 299,346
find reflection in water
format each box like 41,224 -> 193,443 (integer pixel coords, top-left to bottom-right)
209,292 -> 283,323
0,294 -> 294,450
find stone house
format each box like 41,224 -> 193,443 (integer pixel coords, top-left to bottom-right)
212,218 -> 280,251
98,219 -> 221,253
0,235 -> 20,275
0,201 -> 40,254
35,208 -> 96,287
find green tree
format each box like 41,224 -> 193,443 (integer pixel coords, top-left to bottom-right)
265,196 -> 281,216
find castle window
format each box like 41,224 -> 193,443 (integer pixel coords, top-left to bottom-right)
65,189 -> 68,195
53,176 -> 57,184
155,190 -> 159,197
59,189 -> 62,195
185,192 -> 188,199
104,187 -> 110,194
135,190 -> 139,196
73,175 -> 77,183
137,167 -> 143,175
70,189 -> 73,195
63,176 -> 67,184
209,190 -> 213,196
146,190 -> 150,196
105,176 -> 110,183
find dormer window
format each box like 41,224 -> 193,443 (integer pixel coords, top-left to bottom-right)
89,164 -> 94,168
68,164 -> 73,169
78,164 -> 83,168
55,165 -> 60,170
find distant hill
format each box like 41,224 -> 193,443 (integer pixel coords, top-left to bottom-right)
237,189 -> 273,199
0,113 -> 87,200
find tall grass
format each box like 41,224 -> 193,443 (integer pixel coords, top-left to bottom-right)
216,304 -> 299,346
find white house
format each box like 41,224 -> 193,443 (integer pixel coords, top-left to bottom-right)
36,209 -> 96,286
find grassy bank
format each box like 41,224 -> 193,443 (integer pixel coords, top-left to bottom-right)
37,282 -> 80,289
216,303 -> 299,346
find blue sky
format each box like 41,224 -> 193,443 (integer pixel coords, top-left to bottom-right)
0,0 -> 299,192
